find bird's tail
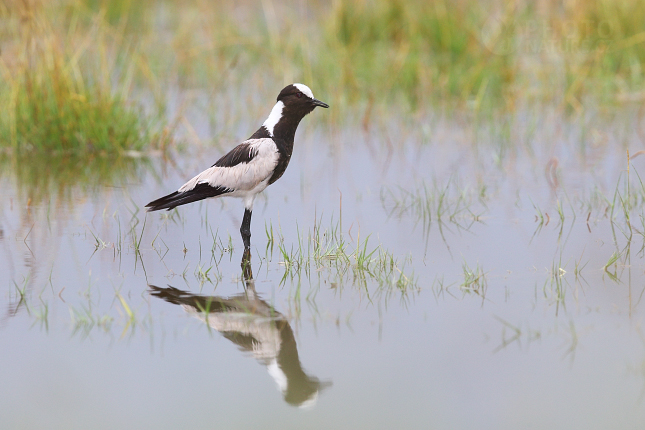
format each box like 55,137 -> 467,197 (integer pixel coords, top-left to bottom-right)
145,183 -> 231,211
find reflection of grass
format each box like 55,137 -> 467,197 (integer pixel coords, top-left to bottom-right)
0,153 -> 152,204
382,178 -> 486,234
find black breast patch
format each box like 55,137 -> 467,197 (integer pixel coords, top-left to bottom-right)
268,138 -> 292,185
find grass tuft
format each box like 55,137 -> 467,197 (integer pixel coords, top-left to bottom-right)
0,1 -> 164,154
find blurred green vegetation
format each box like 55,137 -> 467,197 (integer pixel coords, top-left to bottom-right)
1,0 -> 645,156
0,0 -> 164,154
103,0 -> 644,112
322,0 -> 513,107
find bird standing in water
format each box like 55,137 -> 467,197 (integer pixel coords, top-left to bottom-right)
146,83 -> 329,250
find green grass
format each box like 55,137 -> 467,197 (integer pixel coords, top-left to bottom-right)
320,0 -> 514,108
2,0 -> 643,142
0,1 -> 165,154
272,215 -> 417,291
460,260 -> 487,298
382,177 -> 486,234
123,0 -> 645,111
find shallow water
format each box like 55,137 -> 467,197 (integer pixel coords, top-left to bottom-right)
2,106 -> 645,429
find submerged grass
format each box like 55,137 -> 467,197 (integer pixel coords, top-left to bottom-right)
273,216 -> 417,291
381,177 -> 486,234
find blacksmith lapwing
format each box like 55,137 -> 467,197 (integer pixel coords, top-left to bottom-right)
146,83 -> 329,249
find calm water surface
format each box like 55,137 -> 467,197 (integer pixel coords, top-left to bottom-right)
2,107 -> 645,429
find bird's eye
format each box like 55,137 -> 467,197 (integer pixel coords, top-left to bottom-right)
296,92 -> 303,98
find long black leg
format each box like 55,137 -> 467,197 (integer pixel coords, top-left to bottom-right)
240,208 -> 252,250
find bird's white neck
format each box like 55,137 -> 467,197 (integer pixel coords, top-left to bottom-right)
262,101 -> 284,137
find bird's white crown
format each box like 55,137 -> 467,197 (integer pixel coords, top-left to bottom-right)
293,83 -> 314,99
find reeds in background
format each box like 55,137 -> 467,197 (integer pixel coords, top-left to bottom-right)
1,0 -> 645,155
0,0 -> 163,154
126,0 -> 645,113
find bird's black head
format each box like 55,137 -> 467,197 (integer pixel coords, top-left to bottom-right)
255,83 -> 328,142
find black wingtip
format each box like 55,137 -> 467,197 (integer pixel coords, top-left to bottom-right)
145,191 -> 182,212
145,184 -> 233,212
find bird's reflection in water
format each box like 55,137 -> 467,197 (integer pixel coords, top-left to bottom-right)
149,250 -> 330,407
